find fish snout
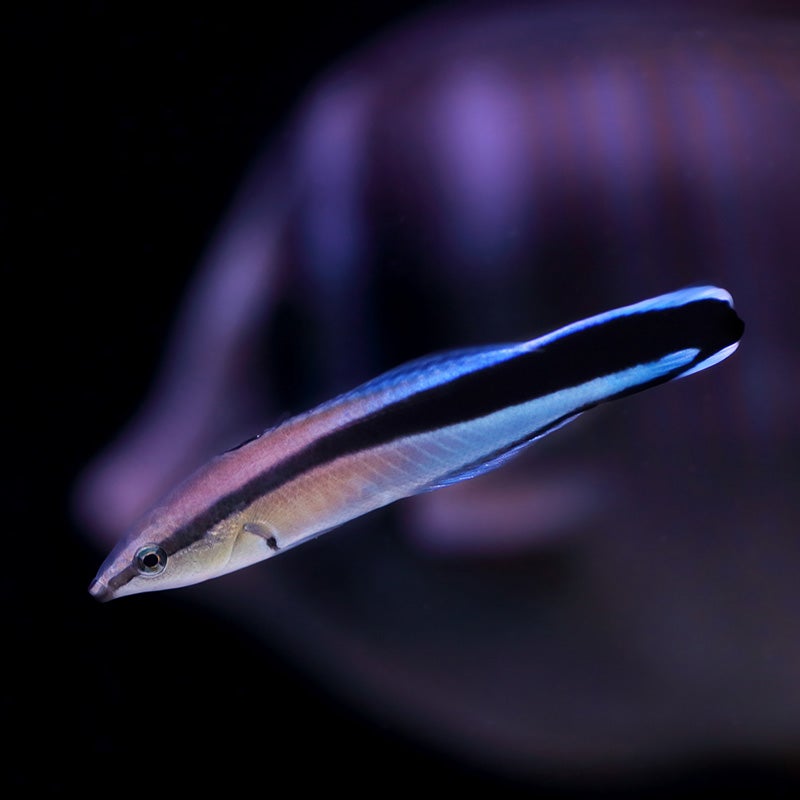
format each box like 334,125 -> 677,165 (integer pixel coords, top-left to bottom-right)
88,577 -> 113,603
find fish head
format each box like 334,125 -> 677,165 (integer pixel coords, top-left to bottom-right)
87,504 -> 270,601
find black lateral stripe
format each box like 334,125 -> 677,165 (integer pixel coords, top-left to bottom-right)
107,563 -> 137,593
162,297 -> 743,555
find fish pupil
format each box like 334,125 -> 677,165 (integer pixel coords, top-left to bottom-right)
142,553 -> 159,569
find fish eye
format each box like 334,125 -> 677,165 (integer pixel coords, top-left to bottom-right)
135,545 -> 167,576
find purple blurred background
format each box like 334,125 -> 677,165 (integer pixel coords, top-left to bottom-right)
8,1 -> 800,795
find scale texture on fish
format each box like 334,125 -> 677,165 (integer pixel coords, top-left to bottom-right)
89,285 -> 744,601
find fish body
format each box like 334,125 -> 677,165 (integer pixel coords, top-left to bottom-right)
89,286 -> 743,601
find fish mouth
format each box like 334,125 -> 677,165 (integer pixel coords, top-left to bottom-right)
88,577 -> 113,603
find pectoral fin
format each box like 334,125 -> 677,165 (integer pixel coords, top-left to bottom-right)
243,521 -> 281,551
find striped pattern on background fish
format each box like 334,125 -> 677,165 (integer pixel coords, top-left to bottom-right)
89,285 -> 743,601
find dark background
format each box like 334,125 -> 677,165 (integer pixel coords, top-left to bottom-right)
5,2 -> 799,795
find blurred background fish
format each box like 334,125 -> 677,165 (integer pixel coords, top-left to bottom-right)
9,0 -> 800,795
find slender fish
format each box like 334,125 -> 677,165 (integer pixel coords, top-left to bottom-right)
89,285 -> 744,601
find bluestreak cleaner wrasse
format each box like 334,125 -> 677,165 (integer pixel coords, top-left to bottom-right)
89,285 -> 743,601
